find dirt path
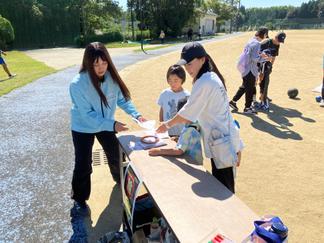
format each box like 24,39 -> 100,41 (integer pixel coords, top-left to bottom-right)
23,45 -> 161,69
115,30 -> 324,242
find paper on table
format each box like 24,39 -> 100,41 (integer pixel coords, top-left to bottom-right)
132,118 -> 156,130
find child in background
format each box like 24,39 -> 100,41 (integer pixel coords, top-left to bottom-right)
157,65 -> 190,137
0,50 -> 15,78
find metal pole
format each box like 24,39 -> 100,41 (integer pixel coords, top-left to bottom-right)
130,0 -> 135,41
140,0 -> 147,54
229,0 -> 234,33
236,0 -> 241,32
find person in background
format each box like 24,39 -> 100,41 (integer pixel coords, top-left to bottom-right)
0,50 -> 16,78
320,55 -> 324,107
229,27 -> 270,114
256,32 -> 286,111
187,28 -> 193,41
198,26 -> 202,40
159,30 -> 165,44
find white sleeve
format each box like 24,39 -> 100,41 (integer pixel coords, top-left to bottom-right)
178,80 -> 212,122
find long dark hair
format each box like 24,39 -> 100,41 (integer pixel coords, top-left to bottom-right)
80,42 -> 130,107
195,54 -> 226,89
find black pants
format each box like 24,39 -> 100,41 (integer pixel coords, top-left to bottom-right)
211,159 -> 235,193
71,130 -> 121,203
232,71 -> 256,109
259,63 -> 272,100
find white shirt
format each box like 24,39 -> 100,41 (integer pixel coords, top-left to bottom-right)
158,88 -> 190,136
178,72 -> 243,158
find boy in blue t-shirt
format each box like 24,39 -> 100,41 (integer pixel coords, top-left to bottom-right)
148,122 -> 203,165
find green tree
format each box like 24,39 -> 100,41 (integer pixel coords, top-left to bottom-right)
131,0 -> 199,37
0,15 -> 15,49
205,0 -> 240,31
0,0 -> 123,48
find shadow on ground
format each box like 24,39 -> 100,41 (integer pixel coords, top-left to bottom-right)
234,102 -> 316,140
69,184 -> 122,242
0,77 -> 11,82
86,184 -> 123,242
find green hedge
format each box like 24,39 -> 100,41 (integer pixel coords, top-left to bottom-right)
74,31 -> 123,47
124,30 -> 151,41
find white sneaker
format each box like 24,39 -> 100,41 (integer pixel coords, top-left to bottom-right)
320,99 -> 324,107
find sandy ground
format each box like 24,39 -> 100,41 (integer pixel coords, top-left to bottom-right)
114,30 -> 324,242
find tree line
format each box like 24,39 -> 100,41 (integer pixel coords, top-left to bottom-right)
236,0 -> 324,30
0,0 -> 123,48
0,0 -> 323,49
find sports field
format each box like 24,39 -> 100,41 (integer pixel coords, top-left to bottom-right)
116,30 -> 324,242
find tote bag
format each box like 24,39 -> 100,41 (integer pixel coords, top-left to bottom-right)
208,112 -> 238,169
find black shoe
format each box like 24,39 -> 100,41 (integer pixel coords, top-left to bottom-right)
267,97 -> 272,102
229,100 -> 238,111
243,107 -> 258,114
71,201 -> 90,217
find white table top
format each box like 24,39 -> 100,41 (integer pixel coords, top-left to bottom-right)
118,131 -> 258,243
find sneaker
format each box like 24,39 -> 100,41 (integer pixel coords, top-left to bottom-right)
9,74 -> 16,78
252,101 -> 261,109
229,100 -> 238,111
260,104 -> 269,111
320,99 -> 324,107
71,201 -> 90,217
244,107 -> 258,114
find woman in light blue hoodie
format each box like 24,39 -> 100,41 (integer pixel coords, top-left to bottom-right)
69,42 -> 146,215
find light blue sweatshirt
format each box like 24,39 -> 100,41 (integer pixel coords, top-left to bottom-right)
70,71 -> 140,133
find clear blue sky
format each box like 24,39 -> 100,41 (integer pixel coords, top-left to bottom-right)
117,0 -> 309,10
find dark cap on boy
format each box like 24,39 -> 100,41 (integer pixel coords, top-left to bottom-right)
276,32 -> 286,43
177,42 -> 207,65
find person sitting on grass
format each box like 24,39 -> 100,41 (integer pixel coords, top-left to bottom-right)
0,50 -> 16,78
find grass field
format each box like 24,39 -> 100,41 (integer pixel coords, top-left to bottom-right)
116,29 -> 324,242
0,51 -> 55,96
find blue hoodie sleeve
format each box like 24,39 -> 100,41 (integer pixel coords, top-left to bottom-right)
117,88 -> 141,118
70,83 -> 115,131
